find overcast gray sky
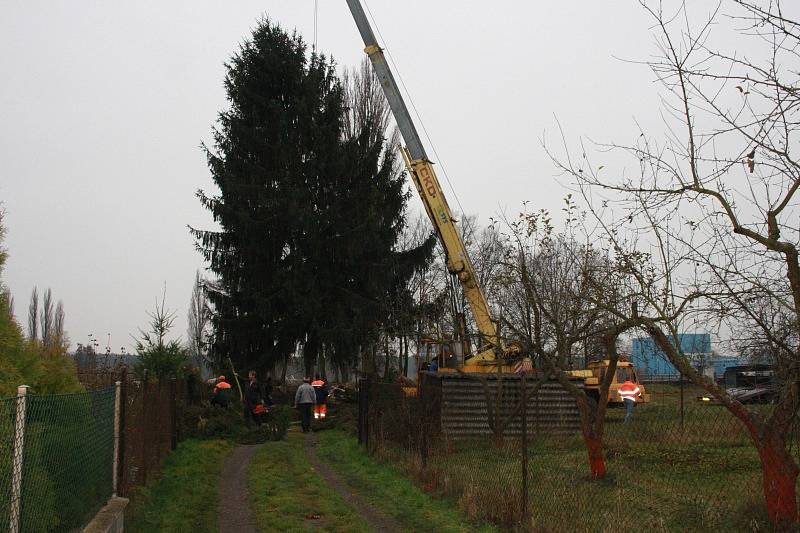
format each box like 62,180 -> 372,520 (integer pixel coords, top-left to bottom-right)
1,1 -> 735,351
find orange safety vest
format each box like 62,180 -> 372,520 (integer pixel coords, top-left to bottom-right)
214,381 -> 232,394
618,381 -> 641,401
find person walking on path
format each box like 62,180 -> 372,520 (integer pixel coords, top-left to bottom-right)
618,379 -> 641,423
311,375 -> 329,420
294,377 -> 316,433
245,370 -> 266,425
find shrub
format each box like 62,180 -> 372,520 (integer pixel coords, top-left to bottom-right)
179,401 -> 292,444
264,405 -> 292,441
180,403 -> 246,441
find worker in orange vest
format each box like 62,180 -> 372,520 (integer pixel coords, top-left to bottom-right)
211,375 -> 232,408
618,379 -> 641,423
311,375 -> 329,420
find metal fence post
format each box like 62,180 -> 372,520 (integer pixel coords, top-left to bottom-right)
140,379 -> 149,486
680,372 -> 685,428
521,374 -> 529,523
169,378 -> 177,451
112,381 -> 121,497
118,369 -> 128,496
9,385 -> 28,533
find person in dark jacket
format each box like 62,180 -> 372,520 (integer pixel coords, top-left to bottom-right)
294,377 -> 316,433
311,375 -> 329,420
245,370 -> 265,425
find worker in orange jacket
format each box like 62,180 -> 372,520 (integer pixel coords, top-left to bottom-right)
618,379 -> 641,423
211,375 -> 232,408
311,375 -> 329,420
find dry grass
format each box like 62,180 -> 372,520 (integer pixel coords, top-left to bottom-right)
369,383 -> 790,532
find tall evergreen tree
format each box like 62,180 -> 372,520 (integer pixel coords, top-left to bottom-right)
193,22 -> 433,375
286,58 -> 435,376
192,19 -> 343,372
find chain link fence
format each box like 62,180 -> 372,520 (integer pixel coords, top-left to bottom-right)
1,371 -> 186,532
119,378 -> 180,494
0,397 -> 17,532
359,374 -> 799,531
77,369 -> 184,497
0,387 -> 115,533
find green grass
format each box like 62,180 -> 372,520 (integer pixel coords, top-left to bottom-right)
363,382 -> 788,532
248,430 -> 372,532
126,439 -> 233,533
423,387 -> 775,532
316,430 -> 498,533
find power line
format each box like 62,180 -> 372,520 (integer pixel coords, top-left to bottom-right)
361,0 -> 467,219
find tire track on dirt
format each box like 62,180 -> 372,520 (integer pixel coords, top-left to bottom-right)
218,444 -> 262,533
304,433 -> 401,533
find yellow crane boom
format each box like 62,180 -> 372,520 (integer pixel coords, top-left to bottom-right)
346,0 -> 503,367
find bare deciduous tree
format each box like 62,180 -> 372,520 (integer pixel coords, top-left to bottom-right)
497,201 -> 637,478
187,270 -> 211,374
551,1 -> 800,527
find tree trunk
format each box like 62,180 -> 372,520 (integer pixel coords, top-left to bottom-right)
280,354 -> 288,386
755,430 -> 799,530
304,337 -> 319,378
383,334 -> 390,378
399,335 -> 406,377
552,367 -> 609,480
582,431 -> 606,480
318,344 -> 327,380
403,335 -> 410,377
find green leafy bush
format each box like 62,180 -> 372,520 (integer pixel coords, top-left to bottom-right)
264,405 -> 292,441
180,402 -> 246,441
179,402 -> 292,444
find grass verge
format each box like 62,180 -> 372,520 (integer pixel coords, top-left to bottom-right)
315,430 -> 498,533
248,430 -> 371,532
126,439 -> 233,533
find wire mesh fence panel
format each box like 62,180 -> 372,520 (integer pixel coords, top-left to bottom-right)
590,383 -> 782,531
362,376 -> 531,528
119,379 -> 182,497
0,397 -> 18,532
360,375 -> 797,532
11,388 -> 116,533
0,376 -> 188,530
524,386 -> 797,532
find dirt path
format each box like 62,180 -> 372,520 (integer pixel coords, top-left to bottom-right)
217,444 -> 261,533
304,433 -> 402,533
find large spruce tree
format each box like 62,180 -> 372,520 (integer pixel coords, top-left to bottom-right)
193,21 -> 432,375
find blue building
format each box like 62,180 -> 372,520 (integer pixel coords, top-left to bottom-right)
631,333 -> 712,380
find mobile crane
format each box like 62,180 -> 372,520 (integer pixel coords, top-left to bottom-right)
346,0 -> 522,372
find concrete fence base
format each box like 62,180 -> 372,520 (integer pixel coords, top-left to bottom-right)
82,497 -> 129,533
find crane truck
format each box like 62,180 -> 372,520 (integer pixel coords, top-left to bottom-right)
344,2 -> 646,405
